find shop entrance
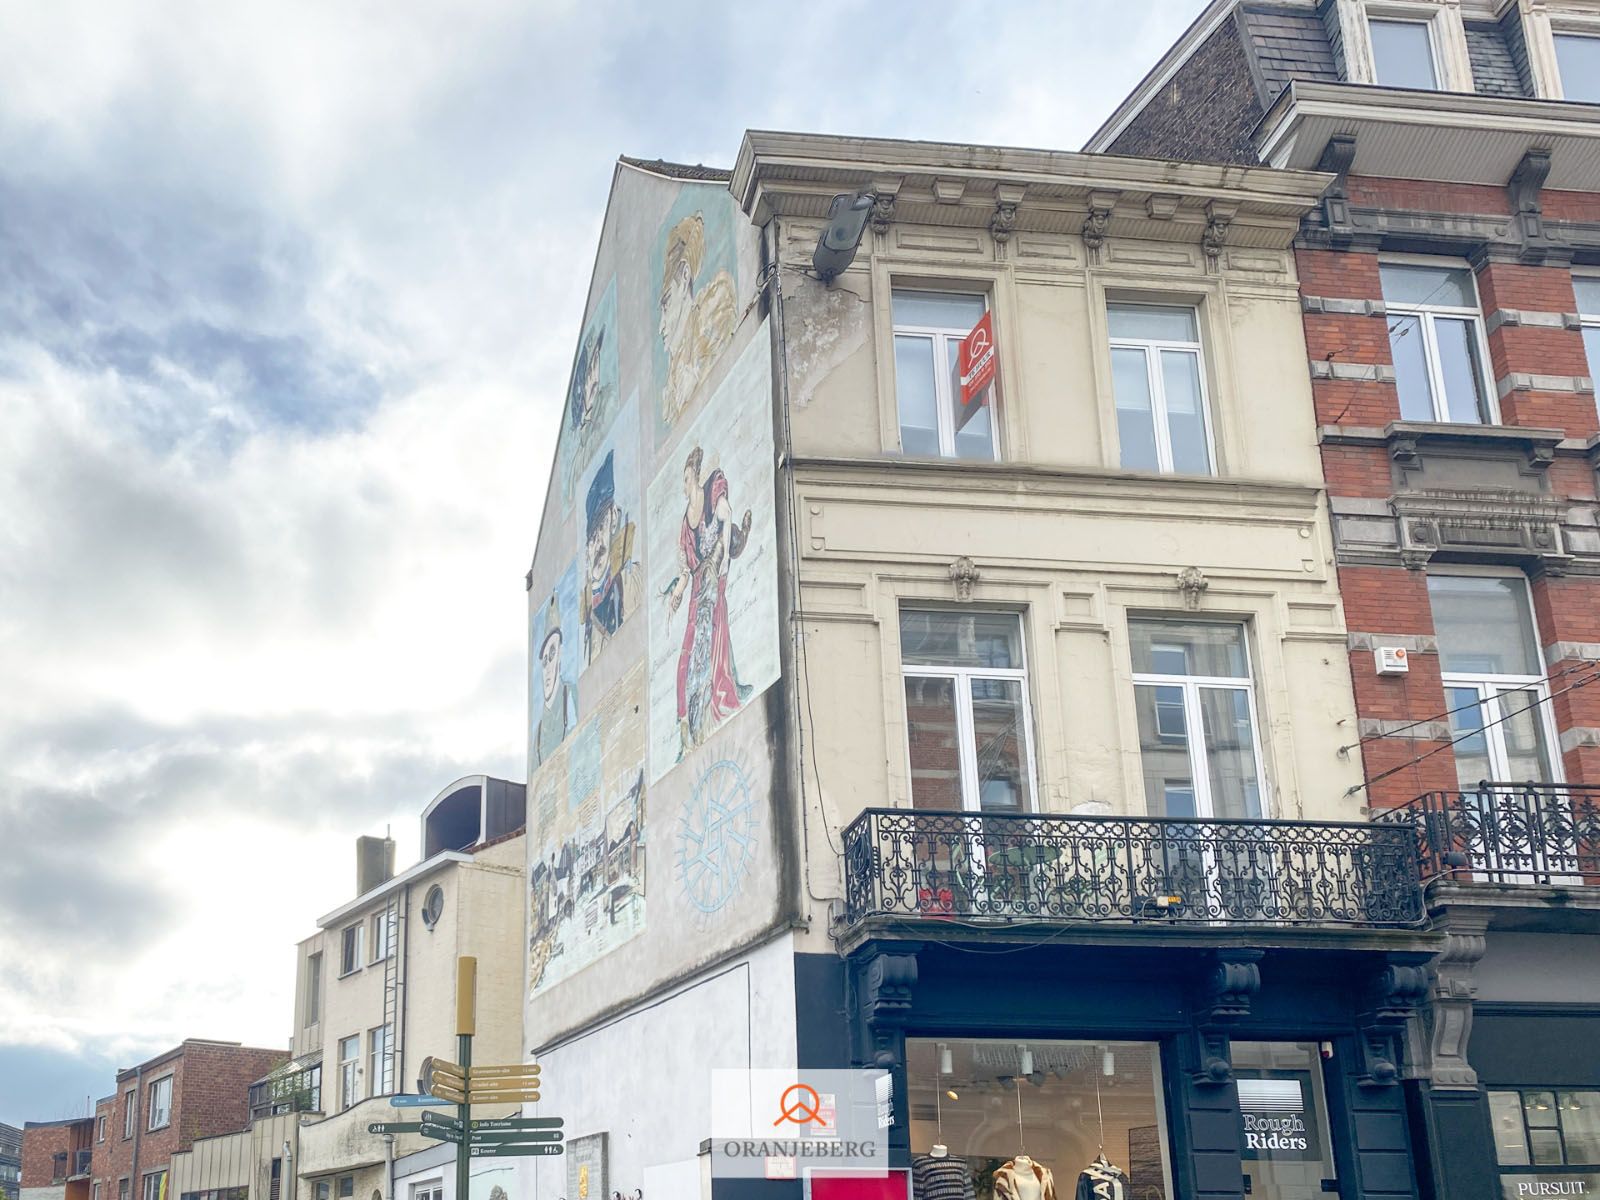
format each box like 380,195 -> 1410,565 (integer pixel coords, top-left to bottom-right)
1232,1042 -> 1340,1200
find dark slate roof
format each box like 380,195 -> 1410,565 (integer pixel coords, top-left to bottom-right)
1466,22 -> 1530,98
618,156 -> 731,182
1238,4 -> 1339,103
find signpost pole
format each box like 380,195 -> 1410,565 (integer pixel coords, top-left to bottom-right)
455,957 -> 476,1200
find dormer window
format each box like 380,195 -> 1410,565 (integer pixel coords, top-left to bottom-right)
1369,18 -> 1440,89
1554,33 -> 1600,102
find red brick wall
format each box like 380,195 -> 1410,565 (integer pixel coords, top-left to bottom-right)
21,1123 -> 87,1188
1531,575 -> 1600,784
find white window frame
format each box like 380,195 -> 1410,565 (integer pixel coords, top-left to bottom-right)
338,924 -> 363,977
367,1025 -> 393,1097
1367,15 -> 1443,88
1551,28 -> 1600,102
337,1035 -> 361,1110
1129,621 -> 1273,821
410,1183 -> 444,1200
1107,302 -> 1216,475
304,952 -> 321,1027
890,288 -> 1002,461
1430,570 -> 1563,786
118,1180 -> 130,1200
899,609 -> 1039,813
147,1075 -> 173,1131
1574,271 -> 1600,419
368,912 -> 394,964
97,1116 -> 106,1143
122,1091 -> 136,1139
1381,256 -> 1498,425
141,1172 -> 165,1200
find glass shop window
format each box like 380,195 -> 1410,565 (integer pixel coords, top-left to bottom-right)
1232,1042 -> 1340,1200
906,1038 -> 1173,1200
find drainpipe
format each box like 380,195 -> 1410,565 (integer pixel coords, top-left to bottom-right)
381,1137 -> 394,1200
398,884 -> 411,1092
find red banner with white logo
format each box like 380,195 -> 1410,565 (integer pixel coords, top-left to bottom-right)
957,310 -> 996,429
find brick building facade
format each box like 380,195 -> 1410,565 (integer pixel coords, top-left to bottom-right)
1093,4 -> 1600,1200
19,1119 -> 92,1200
89,1043 -> 285,1200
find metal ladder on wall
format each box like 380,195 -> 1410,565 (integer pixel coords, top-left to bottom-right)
380,889 -> 405,1095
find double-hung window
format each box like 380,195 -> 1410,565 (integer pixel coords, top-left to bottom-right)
369,912 -> 394,964
367,1025 -> 393,1097
337,1035 -> 360,1110
1130,620 -> 1268,820
1554,34 -> 1600,102
122,1091 -> 136,1139
891,289 -> 999,460
1368,18 -> 1440,89
900,610 -> 1036,813
1109,303 -> 1213,474
141,1173 -> 165,1200
1429,574 -> 1559,786
304,952 -> 321,1027
339,924 -> 362,976
1382,262 -> 1495,424
147,1076 -> 172,1131
1575,277 -> 1600,418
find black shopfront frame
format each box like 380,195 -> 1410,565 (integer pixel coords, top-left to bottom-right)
791,938 -> 1436,1200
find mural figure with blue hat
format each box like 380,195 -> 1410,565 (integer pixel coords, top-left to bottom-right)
580,449 -> 641,666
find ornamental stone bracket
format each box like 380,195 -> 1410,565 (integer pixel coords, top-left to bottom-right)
1203,201 -> 1237,273
989,183 -> 1025,259
1315,135 -> 1358,238
1176,566 -> 1209,610
869,176 -> 902,239
1082,190 -> 1118,264
1508,148 -> 1556,264
854,946 -> 919,1070
1409,916 -> 1490,1090
1392,489 -> 1571,572
1355,957 -> 1431,1089
1186,950 -> 1264,1087
949,556 -> 981,602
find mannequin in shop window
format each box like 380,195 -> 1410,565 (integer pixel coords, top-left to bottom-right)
1074,1154 -> 1126,1200
993,1155 -> 1055,1200
911,1145 -> 974,1200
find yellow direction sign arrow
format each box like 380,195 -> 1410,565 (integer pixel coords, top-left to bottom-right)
469,1064 -> 541,1080
468,1089 -> 542,1104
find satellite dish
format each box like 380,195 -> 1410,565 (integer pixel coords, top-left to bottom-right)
813,192 -> 873,284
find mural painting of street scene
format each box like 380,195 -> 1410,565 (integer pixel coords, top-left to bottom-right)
531,564 -> 581,769
575,394 -> 643,672
652,194 -> 738,434
529,665 -> 646,996
646,328 -> 779,782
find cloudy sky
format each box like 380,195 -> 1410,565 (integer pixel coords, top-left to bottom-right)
0,0 -> 1199,1123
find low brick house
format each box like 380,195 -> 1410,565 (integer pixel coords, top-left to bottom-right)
20,1118 -> 92,1200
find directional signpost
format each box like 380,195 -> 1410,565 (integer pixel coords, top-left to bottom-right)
423,957 -> 565,1200
367,1123 -> 422,1135
390,1096 -> 449,1109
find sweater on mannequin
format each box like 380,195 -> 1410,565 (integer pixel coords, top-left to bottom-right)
911,1153 -> 974,1200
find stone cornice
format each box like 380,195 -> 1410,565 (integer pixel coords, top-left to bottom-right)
732,130 -> 1331,248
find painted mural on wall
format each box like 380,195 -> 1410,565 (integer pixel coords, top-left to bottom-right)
652,192 -> 738,432
676,754 -> 759,918
575,393 -> 643,671
646,329 -> 779,782
531,564 -> 581,769
559,278 -> 620,510
529,665 -> 647,997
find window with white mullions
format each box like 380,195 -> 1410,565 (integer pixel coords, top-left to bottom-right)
1429,574 -> 1560,787
1109,303 -> 1214,475
900,610 -> 1036,813
1368,18 -> 1440,89
1130,621 -> 1269,821
891,289 -> 998,460
1554,34 -> 1600,102
1381,262 -> 1496,425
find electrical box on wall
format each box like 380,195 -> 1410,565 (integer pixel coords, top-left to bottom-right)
1375,646 -> 1410,675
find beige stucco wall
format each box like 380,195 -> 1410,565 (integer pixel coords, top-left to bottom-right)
770,192 -> 1365,953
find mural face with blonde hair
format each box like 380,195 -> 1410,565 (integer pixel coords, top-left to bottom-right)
655,209 -> 736,427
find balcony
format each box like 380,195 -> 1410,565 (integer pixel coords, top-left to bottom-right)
1373,782 -> 1600,886
71,1151 -> 92,1178
249,1063 -> 322,1120
842,808 -> 1426,933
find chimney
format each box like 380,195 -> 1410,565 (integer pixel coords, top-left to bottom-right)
356,835 -> 395,895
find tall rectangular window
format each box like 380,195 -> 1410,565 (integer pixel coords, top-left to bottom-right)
97,1116 -> 106,1143
1576,277 -> 1600,419
141,1173 -> 165,1200
1555,34 -> 1600,103
147,1077 -> 172,1131
1382,262 -> 1495,424
900,610 -> 1035,813
367,1025 -> 393,1097
339,924 -> 362,976
119,1181 -> 129,1200
1109,303 -> 1213,474
1369,18 -> 1439,88
122,1092 -> 136,1139
338,1035 -> 360,1110
1130,620 -> 1268,820
891,289 -> 998,460
369,912 -> 394,963
304,953 -> 322,1027
1429,574 -> 1558,787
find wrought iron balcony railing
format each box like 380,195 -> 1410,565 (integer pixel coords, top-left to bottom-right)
842,807 -> 1426,930
1372,782 -> 1600,885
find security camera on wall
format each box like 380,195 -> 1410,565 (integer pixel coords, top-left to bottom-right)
813,192 -> 873,284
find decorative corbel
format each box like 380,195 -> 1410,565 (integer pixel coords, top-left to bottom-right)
989,183 -> 1025,258
1355,958 -> 1430,1088
855,948 -> 919,1070
1508,149 -> 1553,263
1176,566 -> 1209,611
1184,951 -> 1261,1086
1316,135 -> 1358,237
1203,201 -> 1237,273
1082,190 -> 1118,264
870,177 -> 902,239
949,556 -> 981,602
1418,919 -> 1489,1089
